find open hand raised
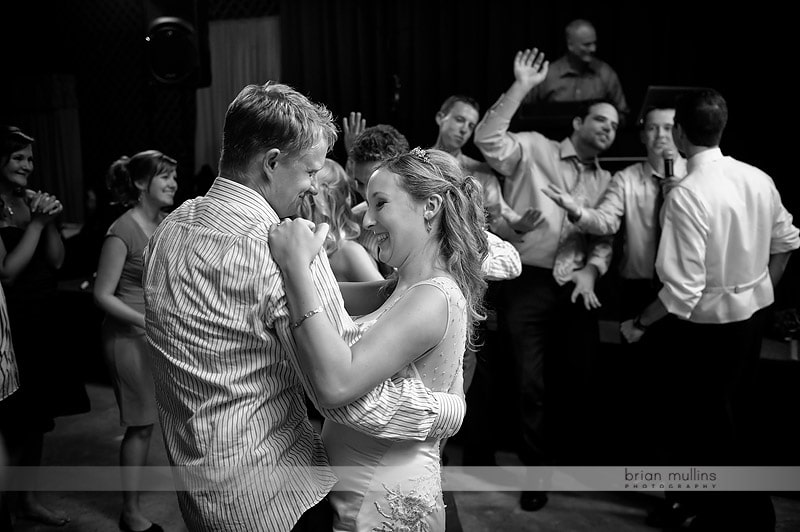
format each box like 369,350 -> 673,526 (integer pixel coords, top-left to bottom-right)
513,48 -> 549,90
342,112 -> 366,156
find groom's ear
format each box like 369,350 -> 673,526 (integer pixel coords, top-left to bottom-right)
263,149 -> 281,177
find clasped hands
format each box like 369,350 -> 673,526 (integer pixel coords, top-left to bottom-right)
27,190 -> 63,220
268,218 -> 328,270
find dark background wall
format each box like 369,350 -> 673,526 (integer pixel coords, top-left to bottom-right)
0,0 -> 795,218
2,2 -> 798,464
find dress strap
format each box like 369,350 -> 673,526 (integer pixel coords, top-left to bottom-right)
409,361 -> 423,381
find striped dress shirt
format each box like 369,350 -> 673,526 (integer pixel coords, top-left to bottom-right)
0,285 -> 18,401
483,231 -> 522,281
143,177 -> 465,531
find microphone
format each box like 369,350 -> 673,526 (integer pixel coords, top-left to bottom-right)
663,148 -> 675,179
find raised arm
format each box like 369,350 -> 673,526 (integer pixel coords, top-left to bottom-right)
342,111 -> 366,158
474,48 -> 549,177
510,48 -> 550,100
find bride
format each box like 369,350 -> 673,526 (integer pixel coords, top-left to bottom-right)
269,147 -> 488,531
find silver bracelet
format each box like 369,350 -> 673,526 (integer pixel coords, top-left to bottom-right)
292,306 -> 323,329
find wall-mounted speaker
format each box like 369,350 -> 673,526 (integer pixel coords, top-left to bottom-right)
144,0 -> 210,88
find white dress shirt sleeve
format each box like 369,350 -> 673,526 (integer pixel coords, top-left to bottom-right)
473,93 -> 525,178
656,186 -> 710,319
576,171 -> 627,236
769,187 -> 800,254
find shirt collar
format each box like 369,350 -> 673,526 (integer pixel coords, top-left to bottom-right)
559,55 -> 599,76
645,162 -> 666,180
207,177 -> 280,225
687,147 -> 723,174
559,137 -> 600,170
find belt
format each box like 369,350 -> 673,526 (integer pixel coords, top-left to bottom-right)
704,269 -> 769,294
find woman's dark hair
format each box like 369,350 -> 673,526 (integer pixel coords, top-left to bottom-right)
0,125 -> 35,162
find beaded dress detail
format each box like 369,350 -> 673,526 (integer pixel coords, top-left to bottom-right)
323,277 -> 467,532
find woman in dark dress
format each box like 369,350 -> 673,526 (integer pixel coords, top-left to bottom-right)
0,125 -> 89,526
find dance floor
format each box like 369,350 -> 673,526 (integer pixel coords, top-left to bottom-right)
7,382 -> 800,532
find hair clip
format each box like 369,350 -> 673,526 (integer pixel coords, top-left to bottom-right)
410,146 -> 431,164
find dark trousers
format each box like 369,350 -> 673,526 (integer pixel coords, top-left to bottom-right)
290,497 -> 332,532
618,277 -> 661,320
617,277 -> 677,462
460,282 -> 503,465
443,491 -> 463,532
660,309 -> 775,530
497,266 -> 600,467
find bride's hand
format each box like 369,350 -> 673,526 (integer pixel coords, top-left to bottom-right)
269,218 -> 329,271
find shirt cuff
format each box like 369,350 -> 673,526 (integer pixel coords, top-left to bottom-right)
428,392 -> 466,440
658,285 -> 693,320
586,257 -> 609,277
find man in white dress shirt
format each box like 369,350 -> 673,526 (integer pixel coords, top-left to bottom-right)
543,105 -> 687,320
544,103 -> 694,527
474,48 -> 618,512
621,88 -> 799,531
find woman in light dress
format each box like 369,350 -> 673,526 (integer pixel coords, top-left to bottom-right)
269,147 -> 488,531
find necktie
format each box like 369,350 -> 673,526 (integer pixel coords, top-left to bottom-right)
552,161 -> 589,285
653,174 -> 665,234
652,174 -> 667,289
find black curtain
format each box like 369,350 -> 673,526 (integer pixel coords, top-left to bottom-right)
280,1 -> 792,208
281,1 -> 398,163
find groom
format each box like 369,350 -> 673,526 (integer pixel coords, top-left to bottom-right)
143,81 -> 466,531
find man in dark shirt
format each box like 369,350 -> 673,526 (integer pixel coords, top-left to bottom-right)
525,19 -> 630,125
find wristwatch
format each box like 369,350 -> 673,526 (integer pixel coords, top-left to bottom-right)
633,315 -> 649,332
